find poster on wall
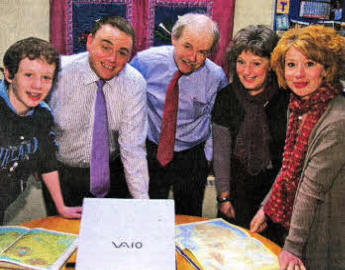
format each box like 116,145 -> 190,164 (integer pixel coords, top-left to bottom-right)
276,14 -> 290,30
274,0 -> 345,34
276,0 -> 290,14
299,1 -> 331,19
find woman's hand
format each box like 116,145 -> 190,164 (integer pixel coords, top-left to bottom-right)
279,250 -> 306,270
218,201 -> 236,219
57,206 -> 82,219
250,207 -> 268,233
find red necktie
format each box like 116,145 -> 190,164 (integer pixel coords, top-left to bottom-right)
157,71 -> 183,166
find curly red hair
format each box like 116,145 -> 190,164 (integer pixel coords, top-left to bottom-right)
271,24 -> 345,89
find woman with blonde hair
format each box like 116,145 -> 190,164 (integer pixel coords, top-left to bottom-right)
251,24 -> 345,270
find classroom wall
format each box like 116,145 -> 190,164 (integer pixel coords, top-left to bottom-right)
0,0 -> 275,63
0,0 -> 49,65
233,0 -> 275,35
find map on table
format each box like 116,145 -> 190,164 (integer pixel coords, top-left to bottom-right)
0,226 -> 77,270
175,218 -> 279,270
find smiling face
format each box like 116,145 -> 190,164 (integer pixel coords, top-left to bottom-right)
284,47 -> 326,99
5,57 -> 55,116
236,50 -> 271,96
87,24 -> 133,80
172,26 -> 214,74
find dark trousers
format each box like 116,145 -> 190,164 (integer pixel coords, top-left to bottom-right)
0,177 -> 24,225
146,140 -> 208,217
218,156 -> 287,246
42,157 -> 130,215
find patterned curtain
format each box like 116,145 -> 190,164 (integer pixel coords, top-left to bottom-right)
50,0 -> 235,69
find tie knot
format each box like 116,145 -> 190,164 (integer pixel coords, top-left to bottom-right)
174,71 -> 183,80
96,79 -> 106,89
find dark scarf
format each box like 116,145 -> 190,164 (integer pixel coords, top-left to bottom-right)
264,83 -> 341,229
233,75 -> 277,175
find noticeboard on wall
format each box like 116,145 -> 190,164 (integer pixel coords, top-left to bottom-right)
299,1 -> 331,19
274,0 -> 345,35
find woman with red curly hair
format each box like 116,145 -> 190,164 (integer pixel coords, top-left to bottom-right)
251,25 -> 345,270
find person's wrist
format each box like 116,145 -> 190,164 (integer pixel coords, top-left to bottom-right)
216,195 -> 231,204
57,205 -> 67,214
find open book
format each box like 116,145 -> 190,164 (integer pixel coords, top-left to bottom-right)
176,218 -> 280,270
0,226 -> 78,270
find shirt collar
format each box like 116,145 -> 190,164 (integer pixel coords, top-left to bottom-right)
169,46 -> 179,74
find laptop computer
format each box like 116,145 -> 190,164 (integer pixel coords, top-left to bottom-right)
76,198 -> 176,270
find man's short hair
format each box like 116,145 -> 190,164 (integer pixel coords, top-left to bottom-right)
171,13 -> 220,53
91,16 -> 136,51
3,37 -> 60,85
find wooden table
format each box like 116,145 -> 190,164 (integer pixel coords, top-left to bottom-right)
20,215 -> 281,269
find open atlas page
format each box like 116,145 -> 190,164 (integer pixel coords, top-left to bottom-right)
175,218 -> 280,270
0,226 -> 78,270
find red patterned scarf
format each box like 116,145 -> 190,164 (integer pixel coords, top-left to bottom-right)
263,83 -> 340,229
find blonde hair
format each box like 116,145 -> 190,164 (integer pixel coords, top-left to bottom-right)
271,24 -> 345,89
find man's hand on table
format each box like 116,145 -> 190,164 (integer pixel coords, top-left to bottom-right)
58,206 -> 82,219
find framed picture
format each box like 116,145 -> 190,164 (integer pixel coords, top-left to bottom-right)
276,14 -> 290,30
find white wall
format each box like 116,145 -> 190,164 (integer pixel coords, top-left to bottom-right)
0,0 -> 49,64
233,0 -> 275,34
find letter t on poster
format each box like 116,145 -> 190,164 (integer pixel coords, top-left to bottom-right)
277,0 -> 290,14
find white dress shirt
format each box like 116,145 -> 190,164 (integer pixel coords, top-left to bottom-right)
50,52 -> 149,199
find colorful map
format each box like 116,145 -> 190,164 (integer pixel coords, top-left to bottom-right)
176,219 -> 279,270
0,227 -> 27,252
0,227 -> 77,270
